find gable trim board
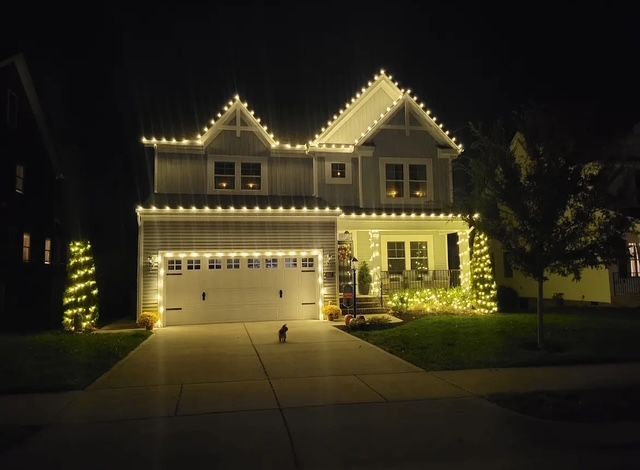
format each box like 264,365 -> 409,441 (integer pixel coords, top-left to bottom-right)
142,69 -> 463,156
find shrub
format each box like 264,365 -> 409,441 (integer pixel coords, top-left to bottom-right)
497,286 -> 520,312
347,314 -> 392,331
357,261 -> 372,295
138,312 -> 160,330
388,287 -> 474,315
322,304 -> 342,321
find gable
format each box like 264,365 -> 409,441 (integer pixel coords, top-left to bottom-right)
205,129 -> 270,156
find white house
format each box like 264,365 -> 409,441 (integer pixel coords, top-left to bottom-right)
137,70 -> 471,326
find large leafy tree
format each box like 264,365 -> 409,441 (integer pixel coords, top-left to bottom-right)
463,111 -> 631,348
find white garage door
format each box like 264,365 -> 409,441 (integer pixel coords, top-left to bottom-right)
163,253 -> 319,325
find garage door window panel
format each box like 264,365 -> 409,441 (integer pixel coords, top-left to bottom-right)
227,259 -> 240,269
187,259 -> 201,270
209,259 -> 222,270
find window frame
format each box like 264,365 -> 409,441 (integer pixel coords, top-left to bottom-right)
284,257 -> 298,268
226,258 -> 241,269
324,158 -> 352,184
409,241 -> 429,272
167,259 -> 182,271
386,241 -> 406,273
265,258 -> 278,269
301,257 -> 315,269
381,235 -> 434,272
22,232 -> 31,263
209,158 -> 268,194
248,258 -> 261,269
379,158 -> 433,203
44,238 -> 52,265
186,259 -> 201,270
208,258 -> 222,270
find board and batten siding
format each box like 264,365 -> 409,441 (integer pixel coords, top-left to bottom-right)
316,157 -> 360,207
361,128 -> 451,209
155,153 -> 208,194
138,216 -> 337,316
269,157 -> 314,196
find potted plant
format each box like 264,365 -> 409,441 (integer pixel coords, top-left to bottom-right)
358,261 -> 372,295
322,304 -> 342,321
138,311 -> 160,330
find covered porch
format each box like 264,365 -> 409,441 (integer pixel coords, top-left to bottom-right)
336,213 -> 471,301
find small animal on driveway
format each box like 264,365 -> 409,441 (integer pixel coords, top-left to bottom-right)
278,324 -> 288,343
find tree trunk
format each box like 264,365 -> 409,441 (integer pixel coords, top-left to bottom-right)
537,277 -> 544,349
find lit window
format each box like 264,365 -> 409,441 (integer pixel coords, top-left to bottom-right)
168,259 -> 182,271
248,258 -> 261,269
214,162 -> 235,190
265,258 -> 278,269
209,259 -> 222,270
331,163 -> 346,178
285,257 -> 297,268
301,257 -> 314,268
387,241 -> 405,273
187,259 -> 201,270
22,233 -> 31,262
241,163 -> 261,190
16,163 -> 24,194
385,164 -> 404,198
44,238 -> 52,265
410,241 -> 428,271
409,164 -> 427,198
227,258 -> 240,269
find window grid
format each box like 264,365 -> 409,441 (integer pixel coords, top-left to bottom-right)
187,259 -> 201,270
301,257 -> 314,268
409,241 -> 428,271
208,259 -> 222,270
285,257 -> 297,268
385,164 -> 404,198
408,164 -> 427,198
387,241 -> 405,273
331,163 -> 346,178
241,162 -> 261,190
265,258 -> 278,269
44,238 -> 52,265
22,233 -> 31,263
168,259 -> 182,271
248,258 -> 261,269
214,161 -> 235,190
227,258 -> 240,269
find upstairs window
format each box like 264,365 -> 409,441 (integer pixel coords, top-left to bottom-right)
214,162 -> 235,190
44,238 -> 52,265
385,164 -> 404,198
241,163 -> 261,190
331,163 -> 346,178
22,233 -> 31,262
409,164 -> 427,198
381,159 -> 432,202
16,163 -> 24,194
7,89 -> 18,128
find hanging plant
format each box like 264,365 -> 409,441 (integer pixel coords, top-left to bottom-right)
338,244 -> 352,262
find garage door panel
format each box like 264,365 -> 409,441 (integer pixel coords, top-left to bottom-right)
163,254 -> 319,325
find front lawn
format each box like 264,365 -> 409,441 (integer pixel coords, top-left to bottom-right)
0,331 -> 151,393
349,311 -> 640,370
488,385 -> 640,422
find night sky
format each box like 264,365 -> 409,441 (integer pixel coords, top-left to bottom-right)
2,2 -> 638,317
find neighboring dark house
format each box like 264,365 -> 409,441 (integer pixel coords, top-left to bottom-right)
0,53 -> 66,330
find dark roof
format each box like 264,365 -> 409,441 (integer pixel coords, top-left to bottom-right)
142,194 -> 336,210
0,53 -> 62,177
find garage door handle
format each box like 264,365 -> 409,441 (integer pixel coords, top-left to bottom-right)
202,292 -> 206,301
279,290 -> 283,298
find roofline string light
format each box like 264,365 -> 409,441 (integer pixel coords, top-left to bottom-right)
141,69 -> 463,153
135,205 -> 476,220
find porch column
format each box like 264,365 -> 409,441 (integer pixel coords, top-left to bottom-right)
458,228 -> 472,288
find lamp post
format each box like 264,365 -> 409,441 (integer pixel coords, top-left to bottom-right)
351,257 -> 359,318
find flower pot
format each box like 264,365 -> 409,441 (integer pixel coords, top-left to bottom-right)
359,285 -> 370,295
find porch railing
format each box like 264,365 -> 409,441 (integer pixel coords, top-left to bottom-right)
612,273 -> 640,296
380,269 -> 461,295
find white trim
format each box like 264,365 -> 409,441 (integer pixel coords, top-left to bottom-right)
208,157 -> 269,195
380,235 -> 435,272
324,157 -> 352,185
378,157 -> 434,204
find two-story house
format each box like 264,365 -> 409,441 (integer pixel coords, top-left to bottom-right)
0,53 -> 66,330
137,70 -> 471,326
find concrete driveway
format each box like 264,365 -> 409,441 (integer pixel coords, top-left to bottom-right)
3,321 -> 640,469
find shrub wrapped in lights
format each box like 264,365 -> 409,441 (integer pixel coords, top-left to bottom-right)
62,241 -> 99,332
470,231 -> 498,314
388,287 -> 474,315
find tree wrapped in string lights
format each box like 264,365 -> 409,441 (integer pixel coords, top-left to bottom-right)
470,231 -> 498,314
62,241 -> 99,332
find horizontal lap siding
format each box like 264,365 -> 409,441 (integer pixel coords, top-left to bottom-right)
140,218 -> 337,314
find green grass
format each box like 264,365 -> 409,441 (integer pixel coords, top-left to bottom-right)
349,311 -> 640,371
489,385 -> 640,422
0,331 -> 152,393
